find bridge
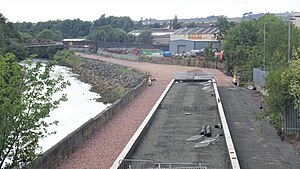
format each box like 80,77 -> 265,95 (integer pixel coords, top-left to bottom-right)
23,37 -> 64,48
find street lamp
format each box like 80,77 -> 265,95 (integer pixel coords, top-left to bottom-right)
263,23 -> 266,70
288,17 -> 296,61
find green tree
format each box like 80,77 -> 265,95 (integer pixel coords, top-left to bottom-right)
216,15 -> 232,40
89,25 -> 113,42
112,28 -> 128,42
282,48 -> 300,109
137,30 -> 153,45
223,19 -> 258,72
0,13 -> 28,60
36,29 -> 62,41
265,66 -> 290,126
92,15 -> 134,32
172,15 -> 180,29
0,53 -> 69,168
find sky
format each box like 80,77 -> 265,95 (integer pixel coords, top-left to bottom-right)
0,0 -> 299,22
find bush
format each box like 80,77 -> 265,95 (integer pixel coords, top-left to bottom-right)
53,50 -> 81,68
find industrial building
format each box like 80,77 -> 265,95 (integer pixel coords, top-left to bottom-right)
293,12 -> 300,28
62,39 -> 96,52
169,27 -> 220,54
128,28 -> 177,46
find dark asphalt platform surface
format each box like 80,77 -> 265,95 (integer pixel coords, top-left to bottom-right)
219,86 -> 300,169
130,81 -> 230,169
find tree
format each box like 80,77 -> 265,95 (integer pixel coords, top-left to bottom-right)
282,48 -> 300,109
172,15 -> 181,29
0,53 -> 69,168
88,25 -> 113,42
92,15 -> 134,33
112,28 -> 128,42
137,30 -> 153,45
223,19 -> 258,72
0,13 -> 28,60
216,15 -> 232,40
36,29 -> 62,41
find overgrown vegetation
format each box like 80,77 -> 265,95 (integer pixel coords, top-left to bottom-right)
117,66 -> 133,74
0,53 -> 69,168
91,86 -> 125,104
0,14 -> 28,60
222,13 -> 300,127
53,50 -> 81,68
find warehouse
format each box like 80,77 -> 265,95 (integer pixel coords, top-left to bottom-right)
128,28 -> 177,46
169,27 -> 221,54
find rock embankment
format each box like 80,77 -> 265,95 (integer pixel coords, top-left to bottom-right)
73,58 -> 146,104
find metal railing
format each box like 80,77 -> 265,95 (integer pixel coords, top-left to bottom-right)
118,159 -> 207,169
284,102 -> 300,134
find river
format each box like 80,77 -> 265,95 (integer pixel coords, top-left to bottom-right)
37,64 -> 109,152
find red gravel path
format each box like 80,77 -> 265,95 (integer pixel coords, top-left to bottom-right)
56,53 -> 232,169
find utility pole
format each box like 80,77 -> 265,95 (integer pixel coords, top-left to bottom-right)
264,23 -> 266,70
288,17 -> 296,62
288,19 -> 291,62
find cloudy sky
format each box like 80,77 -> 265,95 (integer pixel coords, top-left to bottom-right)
0,0 -> 299,22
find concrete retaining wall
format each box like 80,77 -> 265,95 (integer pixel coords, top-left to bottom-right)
30,78 -> 148,169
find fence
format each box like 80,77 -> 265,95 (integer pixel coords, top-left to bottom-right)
284,102 -> 300,134
118,159 -> 207,169
97,42 -> 169,51
253,68 -> 268,86
97,50 -> 139,61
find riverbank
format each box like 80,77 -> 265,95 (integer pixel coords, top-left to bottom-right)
55,51 -> 146,104
74,58 -> 146,104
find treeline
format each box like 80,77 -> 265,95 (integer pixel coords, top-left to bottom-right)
0,14 -> 28,60
221,14 -> 300,126
14,14 -> 158,44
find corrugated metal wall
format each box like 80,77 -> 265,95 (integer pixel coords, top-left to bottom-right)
169,40 -> 194,54
169,40 -> 221,54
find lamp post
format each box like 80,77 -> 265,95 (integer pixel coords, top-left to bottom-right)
263,23 -> 266,70
288,18 -> 296,61
288,19 -> 291,61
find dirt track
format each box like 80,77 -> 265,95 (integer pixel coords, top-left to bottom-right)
57,53 -> 300,169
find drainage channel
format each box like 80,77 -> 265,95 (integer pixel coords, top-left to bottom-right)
111,73 -> 240,169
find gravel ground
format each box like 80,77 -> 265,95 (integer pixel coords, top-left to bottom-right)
56,53 -> 232,169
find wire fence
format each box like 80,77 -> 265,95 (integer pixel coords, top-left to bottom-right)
97,50 -> 139,61
284,102 -> 300,134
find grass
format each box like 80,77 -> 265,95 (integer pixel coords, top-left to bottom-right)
118,66 -> 133,74
53,50 -> 82,68
91,86 -> 125,104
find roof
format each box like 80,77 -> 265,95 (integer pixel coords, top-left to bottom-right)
128,29 -> 178,36
174,27 -> 219,35
62,39 -> 86,42
170,39 -> 219,42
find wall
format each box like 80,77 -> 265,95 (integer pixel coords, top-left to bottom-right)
169,40 -> 221,54
194,41 -> 220,51
169,40 -> 194,54
29,78 -> 148,169
253,68 -> 268,86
